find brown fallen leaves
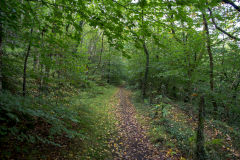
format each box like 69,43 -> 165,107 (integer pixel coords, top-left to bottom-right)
109,88 -> 165,160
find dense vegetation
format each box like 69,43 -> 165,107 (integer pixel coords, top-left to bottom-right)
1,0 -> 240,159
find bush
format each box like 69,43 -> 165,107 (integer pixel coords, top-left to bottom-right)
0,91 -> 85,159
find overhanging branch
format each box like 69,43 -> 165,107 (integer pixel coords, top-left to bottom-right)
208,8 -> 240,41
222,0 -> 240,13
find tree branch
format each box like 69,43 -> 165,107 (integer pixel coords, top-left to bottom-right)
208,8 -> 240,41
222,0 -> 240,13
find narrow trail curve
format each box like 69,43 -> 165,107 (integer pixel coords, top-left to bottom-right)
111,88 -> 165,160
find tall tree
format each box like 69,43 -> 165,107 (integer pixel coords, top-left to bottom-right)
22,28 -> 33,97
0,23 -> 3,92
141,0 -> 150,98
202,12 -> 218,112
196,96 -> 206,160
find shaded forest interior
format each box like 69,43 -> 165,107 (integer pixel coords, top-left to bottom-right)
1,0 -> 240,159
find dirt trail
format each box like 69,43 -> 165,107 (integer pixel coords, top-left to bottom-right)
111,88 -> 164,160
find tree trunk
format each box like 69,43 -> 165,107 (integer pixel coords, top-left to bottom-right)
43,61 -> 50,94
39,63 -> 44,94
92,32 -> 104,76
107,56 -> 110,84
0,23 -> 3,92
195,96 -> 206,160
231,71 -> 240,104
22,28 -> 33,97
202,13 -> 218,112
33,52 -> 39,71
38,30 -> 45,95
142,41 -> 149,98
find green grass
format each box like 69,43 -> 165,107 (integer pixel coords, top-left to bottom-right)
0,84 -> 119,159
69,85 -> 119,159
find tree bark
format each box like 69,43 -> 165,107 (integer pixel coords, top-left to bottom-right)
107,56 -> 110,84
0,23 -> 3,92
142,41 -> 149,98
231,71 -> 240,104
23,28 -> 33,97
195,96 -> 206,160
202,13 -> 218,112
107,47 -> 111,84
38,30 -> 45,95
33,52 -> 39,71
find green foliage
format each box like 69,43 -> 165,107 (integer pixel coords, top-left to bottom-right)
1,0 -> 240,159
151,101 -> 171,118
0,85 -> 119,159
132,90 -> 240,159
0,91 -> 84,142
71,85 -> 118,159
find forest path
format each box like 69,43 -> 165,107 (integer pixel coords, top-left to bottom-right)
110,87 -> 165,160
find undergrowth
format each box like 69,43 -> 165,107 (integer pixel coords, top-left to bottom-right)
71,85 -> 119,159
0,84 -> 118,159
131,90 -> 240,160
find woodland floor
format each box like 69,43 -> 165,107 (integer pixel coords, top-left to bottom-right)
109,88 -> 165,160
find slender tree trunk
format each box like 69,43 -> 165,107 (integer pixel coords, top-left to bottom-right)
231,71 -> 240,104
0,23 -> 3,92
141,6 -> 150,99
33,30 -> 40,71
107,56 -> 110,84
202,13 -> 218,112
33,54 -> 37,71
196,96 -> 206,160
43,59 -> 51,94
38,30 -> 45,95
39,63 -> 43,94
142,41 -> 149,98
22,28 -> 33,97
92,32 -> 104,76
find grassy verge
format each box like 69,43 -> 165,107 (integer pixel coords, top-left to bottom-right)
0,84 -> 119,159
131,90 -> 240,160
69,85 -> 119,159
